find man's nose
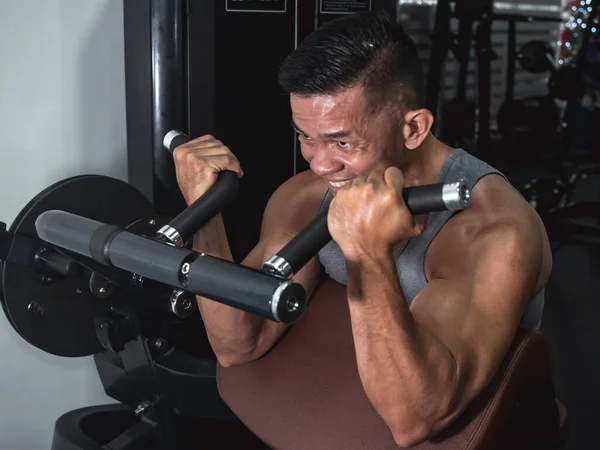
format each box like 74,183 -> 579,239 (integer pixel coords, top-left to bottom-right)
309,148 -> 343,177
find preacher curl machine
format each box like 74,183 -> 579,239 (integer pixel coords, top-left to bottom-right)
0,131 -> 470,449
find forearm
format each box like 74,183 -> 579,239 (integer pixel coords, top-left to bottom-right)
193,213 -> 234,260
193,214 -> 265,364
345,253 -> 458,444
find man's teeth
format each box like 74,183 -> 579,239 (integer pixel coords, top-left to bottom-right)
329,180 -> 352,188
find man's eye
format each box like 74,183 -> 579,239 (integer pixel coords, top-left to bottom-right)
337,141 -> 350,149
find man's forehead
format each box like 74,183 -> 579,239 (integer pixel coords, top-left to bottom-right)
291,108 -> 357,138
290,86 -> 366,113
292,95 -> 338,116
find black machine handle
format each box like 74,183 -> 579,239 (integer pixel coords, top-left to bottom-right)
35,211 -> 305,324
156,130 -> 239,246
263,180 -> 472,278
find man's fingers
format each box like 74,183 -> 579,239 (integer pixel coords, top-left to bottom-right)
193,134 -> 217,142
366,169 -> 385,188
190,140 -> 224,149
383,166 -> 405,192
206,154 -> 244,177
350,173 -> 367,187
187,144 -> 234,156
174,144 -> 233,161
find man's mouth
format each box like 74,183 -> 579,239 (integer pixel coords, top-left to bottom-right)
328,180 -> 353,189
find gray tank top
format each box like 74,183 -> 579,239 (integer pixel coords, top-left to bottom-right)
317,148 -> 544,329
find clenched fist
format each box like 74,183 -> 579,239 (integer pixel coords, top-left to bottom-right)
327,167 -> 424,260
172,135 -> 244,205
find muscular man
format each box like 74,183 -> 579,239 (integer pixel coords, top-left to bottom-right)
173,11 -> 552,448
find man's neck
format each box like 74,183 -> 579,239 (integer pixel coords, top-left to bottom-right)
390,135 -> 454,254
401,134 -> 454,189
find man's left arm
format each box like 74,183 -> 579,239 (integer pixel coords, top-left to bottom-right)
344,220 -> 544,448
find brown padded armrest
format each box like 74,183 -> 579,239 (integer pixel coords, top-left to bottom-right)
420,327 -> 559,449
217,278 -> 559,450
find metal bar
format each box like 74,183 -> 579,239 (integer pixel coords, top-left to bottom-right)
456,17 -> 473,100
187,0 -> 216,138
124,0 -> 155,205
475,10 -> 493,154
505,19 -> 517,102
150,0 -> 188,216
491,12 -> 563,23
425,0 -> 452,115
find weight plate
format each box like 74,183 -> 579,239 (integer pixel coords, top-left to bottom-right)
517,40 -> 554,74
2,175 -> 156,357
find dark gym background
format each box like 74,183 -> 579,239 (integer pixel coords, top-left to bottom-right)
122,1 -> 598,449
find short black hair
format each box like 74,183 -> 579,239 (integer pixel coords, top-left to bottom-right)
278,11 -> 425,114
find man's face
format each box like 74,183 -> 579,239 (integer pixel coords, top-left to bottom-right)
290,85 -> 405,194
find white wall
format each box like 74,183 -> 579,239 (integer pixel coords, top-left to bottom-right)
0,1 -> 127,448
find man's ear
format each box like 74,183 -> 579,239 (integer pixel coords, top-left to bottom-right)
402,108 -> 434,150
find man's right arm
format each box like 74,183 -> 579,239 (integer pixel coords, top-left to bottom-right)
192,170 -> 325,367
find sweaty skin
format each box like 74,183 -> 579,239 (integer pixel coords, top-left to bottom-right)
173,84 -> 552,447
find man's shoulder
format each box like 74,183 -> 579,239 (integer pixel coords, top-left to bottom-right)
446,174 -> 543,243
468,173 -> 531,223
426,173 -> 551,283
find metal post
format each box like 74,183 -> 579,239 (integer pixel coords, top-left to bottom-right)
475,8 -> 493,155
425,0 -> 452,116
124,0 -> 155,205
456,17 -> 473,101
505,19 -> 517,102
150,0 -> 188,216
124,0 -> 187,216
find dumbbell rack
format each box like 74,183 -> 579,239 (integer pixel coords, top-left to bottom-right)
426,0 -> 564,156
502,16 -> 560,104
